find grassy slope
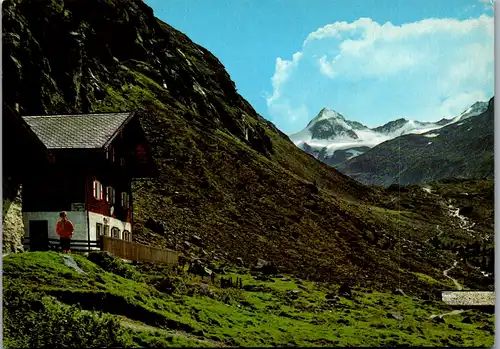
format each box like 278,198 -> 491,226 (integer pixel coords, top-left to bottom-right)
3,252 -> 495,347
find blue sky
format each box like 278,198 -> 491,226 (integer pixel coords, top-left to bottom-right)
145,0 -> 494,134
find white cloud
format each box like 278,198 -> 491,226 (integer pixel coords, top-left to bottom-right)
268,101 -> 309,124
438,91 -> 488,116
266,15 -> 494,134
266,51 -> 302,105
478,0 -> 494,10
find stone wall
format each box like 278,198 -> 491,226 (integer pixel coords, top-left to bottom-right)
2,186 -> 24,253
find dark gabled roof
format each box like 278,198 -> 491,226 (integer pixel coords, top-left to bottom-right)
22,112 -> 135,149
4,104 -> 54,166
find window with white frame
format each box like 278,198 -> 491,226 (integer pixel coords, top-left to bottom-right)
96,223 -> 103,236
123,230 -> 131,241
93,179 -> 104,200
121,192 -> 130,209
106,186 -> 116,204
111,227 -> 120,239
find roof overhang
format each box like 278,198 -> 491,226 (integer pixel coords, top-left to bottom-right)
3,105 -> 54,168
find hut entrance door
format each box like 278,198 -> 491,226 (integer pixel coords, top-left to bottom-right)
29,220 -> 49,251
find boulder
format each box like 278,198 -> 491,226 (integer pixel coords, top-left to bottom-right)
236,257 -> 245,267
198,283 -> 212,296
461,316 -> 473,324
144,217 -> 166,235
154,277 -> 177,294
326,296 -> 341,304
253,258 -> 278,275
325,292 -> 336,299
190,235 -> 202,245
459,206 -> 473,216
256,258 -> 268,268
287,290 -> 301,300
144,217 -> 158,232
392,288 -> 407,297
336,318 -> 350,325
188,260 -> 212,276
430,315 -> 445,324
338,282 -> 353,298
388,312 -> 404,321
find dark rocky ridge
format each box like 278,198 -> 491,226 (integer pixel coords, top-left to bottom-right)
2,0 -> 493,293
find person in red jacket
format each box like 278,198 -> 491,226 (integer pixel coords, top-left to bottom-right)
56,211 -> 74,254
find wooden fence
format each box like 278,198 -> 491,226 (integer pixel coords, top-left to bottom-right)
100,236 -> 178,264
23,237 -> 100,253
23,236 -> 179,265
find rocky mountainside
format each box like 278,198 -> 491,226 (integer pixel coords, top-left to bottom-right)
3,0 -> 493,293
337,97 -> 494,186
290,102 -> 489,166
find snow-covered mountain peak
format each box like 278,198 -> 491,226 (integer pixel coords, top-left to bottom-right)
306,108 -> 346,127
290,108 -> 370,144
458,101 -> 488,120
288,98 -> 490,166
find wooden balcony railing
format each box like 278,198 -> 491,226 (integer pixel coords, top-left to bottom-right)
100,236 -> 178,264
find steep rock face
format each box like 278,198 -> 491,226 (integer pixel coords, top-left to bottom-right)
3,0 -> 491,291
2,186 -> 24,254
2,0 -> 274,157
371,118 -> 409,134
337,97 -> 494,186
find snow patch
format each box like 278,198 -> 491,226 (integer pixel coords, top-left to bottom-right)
290,100 -> 486,157
346,149 -> 364,159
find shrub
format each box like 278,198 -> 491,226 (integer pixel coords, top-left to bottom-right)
211,287 -> 246,304
3,280 -> 132,348
87,251 -> 142,281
